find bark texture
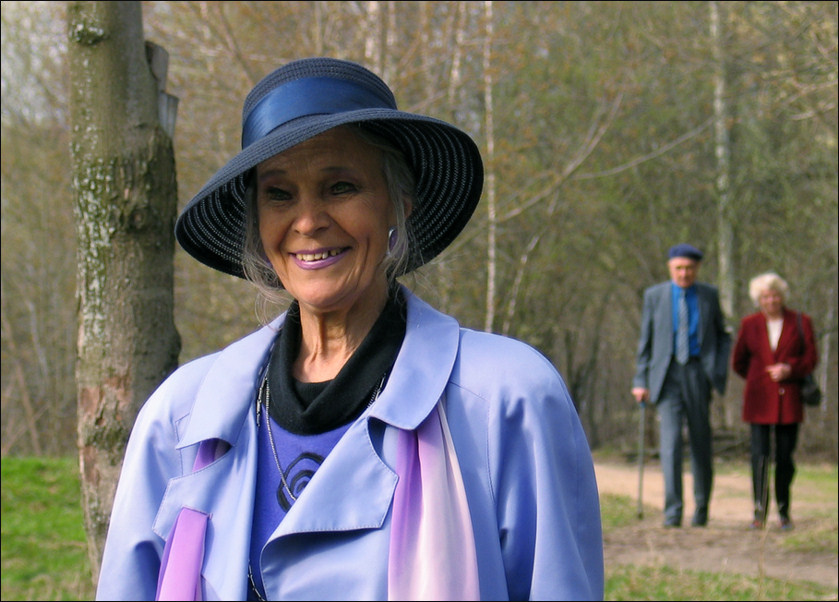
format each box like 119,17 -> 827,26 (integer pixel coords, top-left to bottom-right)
67,0 -> 180,582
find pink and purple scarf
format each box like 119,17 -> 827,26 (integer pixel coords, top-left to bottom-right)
156,403 -> 480,600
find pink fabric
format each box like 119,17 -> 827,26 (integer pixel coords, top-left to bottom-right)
154,412 -> 480,602
155,439 -> 220,601
388,403 -> 480,601
156,508 -> 209,600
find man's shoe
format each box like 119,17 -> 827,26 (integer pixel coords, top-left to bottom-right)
749,518 -> 764,530
691,510 -> 708,527
663,519 -> 681,528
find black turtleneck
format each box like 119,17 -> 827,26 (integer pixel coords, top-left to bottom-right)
266,287 -> 407,435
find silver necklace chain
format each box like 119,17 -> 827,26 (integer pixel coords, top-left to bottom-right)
258,374 -> 298,502
255,370 -> 388,502
249,375 -> 290,602
248,563 -> 267,602
250,369 -> 387,600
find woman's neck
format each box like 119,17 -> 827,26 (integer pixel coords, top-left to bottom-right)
294,286 -> 391,382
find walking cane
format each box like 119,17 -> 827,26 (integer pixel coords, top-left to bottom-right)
636,401 -> 646,519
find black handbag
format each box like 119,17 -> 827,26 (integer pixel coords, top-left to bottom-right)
800,373 -> 822,407
796,312 -> 822,407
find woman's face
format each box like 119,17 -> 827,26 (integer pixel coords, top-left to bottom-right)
758,288 -> 784,318
256,127 -> 395,317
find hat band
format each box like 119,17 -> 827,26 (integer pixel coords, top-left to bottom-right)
242,77 -> 396,148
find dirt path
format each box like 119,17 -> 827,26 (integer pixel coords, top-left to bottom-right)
594,459 -> 838,591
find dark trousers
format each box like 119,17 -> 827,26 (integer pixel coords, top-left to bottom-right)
750,422 -> 799,521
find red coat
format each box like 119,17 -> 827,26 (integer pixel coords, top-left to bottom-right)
732,308 -> 818,424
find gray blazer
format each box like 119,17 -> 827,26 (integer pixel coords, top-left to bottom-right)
632,281 -> 731,404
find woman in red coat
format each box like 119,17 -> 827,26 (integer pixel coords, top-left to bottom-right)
732,272 -> 818,531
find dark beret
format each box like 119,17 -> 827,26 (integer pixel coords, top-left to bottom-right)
668,243 -> 704,261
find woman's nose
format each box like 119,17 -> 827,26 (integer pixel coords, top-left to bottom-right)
293,197 -> 330,234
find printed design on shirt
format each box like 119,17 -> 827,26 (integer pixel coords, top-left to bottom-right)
277,452 -> 325,511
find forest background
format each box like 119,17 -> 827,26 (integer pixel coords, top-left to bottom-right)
2,2 -> 837,467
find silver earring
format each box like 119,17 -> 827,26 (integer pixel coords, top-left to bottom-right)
387,227 -> 397,257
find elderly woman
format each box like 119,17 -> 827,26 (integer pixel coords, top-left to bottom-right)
96,58 -> 604,601
732,272 -> 818,531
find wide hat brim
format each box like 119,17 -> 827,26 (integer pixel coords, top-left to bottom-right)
175,105 -> 483,280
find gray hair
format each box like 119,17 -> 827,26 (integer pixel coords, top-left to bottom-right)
241,124 -> 416,320
748,272 -> 789,307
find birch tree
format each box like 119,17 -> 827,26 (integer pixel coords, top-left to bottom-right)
710,0 -> 735,321
482,0 -> 497,333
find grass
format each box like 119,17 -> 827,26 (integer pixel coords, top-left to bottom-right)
1,457 -> 95,601
0,456 -> 836,601
605,563 -> 833,601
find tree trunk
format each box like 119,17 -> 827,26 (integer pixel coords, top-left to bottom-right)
482,0 -> 497,333
710,1 -> 734,317
710,0 -> 736,430
67,0 -> 180,583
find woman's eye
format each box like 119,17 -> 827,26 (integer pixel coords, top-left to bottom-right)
331,181 -> 357,195
263,186 -> 291,201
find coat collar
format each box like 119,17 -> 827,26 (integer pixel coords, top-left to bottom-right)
664,281 -> 712,342
158,287 -> 463,599
176,285 -> 460,445
175,319 -> 278,450
755,307 -> 797,358
366,289 -> 459,429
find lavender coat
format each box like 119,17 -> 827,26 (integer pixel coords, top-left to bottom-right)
96,287 -> 604,601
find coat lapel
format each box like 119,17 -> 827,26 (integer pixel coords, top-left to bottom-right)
773,310 -> 797,360
272,414 -> 398,536
655,283 -> 673,354
696,285 -> 711,347
154,422 -> 259,600
750,313 -> 780,364
268,288 -> 462,538
176,321 -> 280,450
155,318 -> 282,600
151,287 -> 463,599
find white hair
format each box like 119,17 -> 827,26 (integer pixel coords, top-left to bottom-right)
748,272 -> 789,307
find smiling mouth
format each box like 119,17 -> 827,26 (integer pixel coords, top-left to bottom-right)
294,248 -> 345,262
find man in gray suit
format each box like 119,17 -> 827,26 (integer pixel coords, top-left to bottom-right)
632,243 -> 731,528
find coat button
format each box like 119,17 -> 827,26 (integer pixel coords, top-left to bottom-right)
779,387 -> 785,395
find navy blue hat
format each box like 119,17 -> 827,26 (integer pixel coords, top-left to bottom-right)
668,243 -> 704,261
176,57 -> 484,279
